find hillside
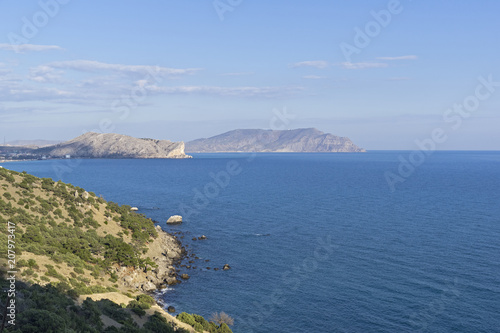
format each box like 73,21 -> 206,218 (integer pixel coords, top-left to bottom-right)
186,128 -> 365,153
35,132 -> 192,159
0,168 -> 231,332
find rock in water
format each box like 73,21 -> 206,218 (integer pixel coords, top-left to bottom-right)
167,306 -> 176,313
167,215 -> 182,224
180,274 -> 190,280
223,264 -> 231,271
130,207 -> 139,211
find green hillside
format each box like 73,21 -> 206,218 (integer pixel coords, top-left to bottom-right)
0,167 -> 231,333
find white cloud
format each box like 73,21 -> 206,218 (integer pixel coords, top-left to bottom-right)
376,55 -> 418,61
341,62 -> 388,70
291,61 -> 329,69
0,44 -> 63,53
41,60 -> 200,78
29,65 -> 64,83
145,85 -> 303,98
387,77 -> 411,81
303,75 -> 326,79
220,72 -> 254,76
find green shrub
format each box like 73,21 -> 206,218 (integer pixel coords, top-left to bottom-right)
194,322 -> 204,332
177,312 -> 196,326
136,294 -> 155,306
217,323 -> 233,333
74,267 -> 84,274
130,307 -> 146,317
143,311 -> 175,333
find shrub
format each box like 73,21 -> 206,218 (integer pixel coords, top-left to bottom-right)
136,294 -> 155,306
130,307 -> 146,317
217,323 -> 233,333
193,314 -> 211,330
28,258 -> 39,269
127,300 -> 151,310
177,312 -> 196,326
194,322 -> 204,332
143,311 -> 175,333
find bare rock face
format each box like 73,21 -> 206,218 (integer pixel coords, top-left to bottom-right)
186,128 -> 365,153
117,226 -> 184,292
36,132 -> 192,159
167,215 -> 183,224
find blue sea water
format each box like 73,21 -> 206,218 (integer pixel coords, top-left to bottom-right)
5,151 -> 500,333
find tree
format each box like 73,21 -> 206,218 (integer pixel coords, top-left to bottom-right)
210,312 -> 234,326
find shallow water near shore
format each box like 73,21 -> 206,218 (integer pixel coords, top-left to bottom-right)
6,151 -> 500,332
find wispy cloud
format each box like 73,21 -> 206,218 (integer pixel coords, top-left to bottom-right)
220,72 -> 254,76
36,60 -> 200,78
376,55 -> 418,61
0,44 -> 63,53
145,85 -> 303,98
29,65 -> 64,83
341,62 -> 388,70
291,61 -> 329,69
303,75 -> 326,79
386,77 -> 411,81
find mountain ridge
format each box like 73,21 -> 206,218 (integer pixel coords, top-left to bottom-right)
186,128 -> 365,153
35,132 -> 192,159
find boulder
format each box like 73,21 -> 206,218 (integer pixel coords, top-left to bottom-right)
142,281 -> 156,291
199,235 -> 207,240
130,207 -> 139,211
223,264 -> 231,271
180,274 -> 190,280
167,277 -> 179,285
167,251 -> 179,259
167,215 -> 182,224
167,306 -> 176,313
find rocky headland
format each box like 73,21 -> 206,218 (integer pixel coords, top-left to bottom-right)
35,132 -> 192,159
186,128 -> 366,153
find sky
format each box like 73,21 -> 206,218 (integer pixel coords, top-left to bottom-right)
0,0 -> 499,150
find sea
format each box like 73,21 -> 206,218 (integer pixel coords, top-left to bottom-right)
5,151 -> 500,333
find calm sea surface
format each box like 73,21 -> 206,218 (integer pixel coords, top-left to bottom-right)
5,151 -> 500,332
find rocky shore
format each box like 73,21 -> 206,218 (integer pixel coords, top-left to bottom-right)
116,225 -> 187,292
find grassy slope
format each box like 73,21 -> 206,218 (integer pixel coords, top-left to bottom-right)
0,167 -> 218,333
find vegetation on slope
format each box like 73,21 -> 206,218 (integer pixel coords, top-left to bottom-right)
0,168 -> 232,332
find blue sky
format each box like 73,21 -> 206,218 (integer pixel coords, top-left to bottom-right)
0,0 -> 499,149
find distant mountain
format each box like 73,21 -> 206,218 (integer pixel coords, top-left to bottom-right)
186,128 -> 365,153
35,132 -> 192,159
5,139 -> 62,147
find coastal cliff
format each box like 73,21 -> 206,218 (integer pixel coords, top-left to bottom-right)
35,132 -> 192,159
186,128 -> 365,153
0,168 -> 219,332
